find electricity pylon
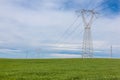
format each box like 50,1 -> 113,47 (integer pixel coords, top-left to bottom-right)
110,45 -> 113,58
26,50 -> 29,59
77,9 -> 97,58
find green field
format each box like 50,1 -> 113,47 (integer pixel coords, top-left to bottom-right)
0,58 -> 120,80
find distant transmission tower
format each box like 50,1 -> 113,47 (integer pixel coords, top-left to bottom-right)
110,45 -> 113,58
26,50 -> 29,59
77,9 -> 97,58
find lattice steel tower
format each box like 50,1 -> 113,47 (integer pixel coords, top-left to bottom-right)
80,9 -> 97,58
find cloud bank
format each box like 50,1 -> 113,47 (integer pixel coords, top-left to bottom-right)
0,0 -> 120,58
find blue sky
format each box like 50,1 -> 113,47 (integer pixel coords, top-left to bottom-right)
0,0 -> 120,58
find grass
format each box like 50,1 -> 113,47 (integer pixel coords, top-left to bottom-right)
0,58 -> 120,80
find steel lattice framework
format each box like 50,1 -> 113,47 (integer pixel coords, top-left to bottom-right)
80,9 -> 97,58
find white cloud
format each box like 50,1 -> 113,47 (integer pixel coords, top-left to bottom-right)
0,48 -> 21,54
0,0 -> 120,58
93,41 -> 109,50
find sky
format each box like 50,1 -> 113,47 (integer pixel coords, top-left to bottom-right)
0,0 -> 120,58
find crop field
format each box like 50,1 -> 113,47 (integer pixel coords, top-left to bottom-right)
0,58 -> 120,80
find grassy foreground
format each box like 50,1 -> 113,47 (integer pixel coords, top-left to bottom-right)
0,58 -> 120,80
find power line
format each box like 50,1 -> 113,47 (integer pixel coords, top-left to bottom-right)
55,16 -> 80,44
61,23 -> 83,44
93,4 -> 114,14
